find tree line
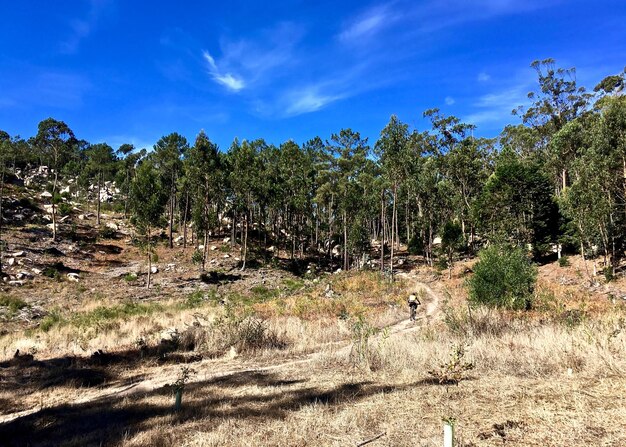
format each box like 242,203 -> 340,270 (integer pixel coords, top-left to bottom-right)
1,59 -> 625,281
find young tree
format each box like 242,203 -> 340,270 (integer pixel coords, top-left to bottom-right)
85,143 -> 117,225
130,159 -> 168,288
33,118 -> 76,241
440,220 -> 463,279
153,133 -> 188,248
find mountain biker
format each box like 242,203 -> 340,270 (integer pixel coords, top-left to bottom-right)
408,292 -> 421,321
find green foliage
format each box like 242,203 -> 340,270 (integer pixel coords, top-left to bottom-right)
467,245 -> 537,310
40,309 -> 65,332
428,343 -> 475,385
191,249 -> 203,264
558,256 -> 570,267
0,295 -> 28,315
57,202 -> 73,216
98,225 -> 116,239
123,272 -> 138,282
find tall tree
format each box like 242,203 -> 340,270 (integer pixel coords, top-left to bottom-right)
34,118 -> 76,241
85,143 -> 117,225
153,133 -> 188,248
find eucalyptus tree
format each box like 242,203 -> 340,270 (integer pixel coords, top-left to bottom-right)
375,115 -> 409,274
227,138 -> 264,270
33,118 -> 76,241
186,130 -> 223,268
153,133 -> 188,248
85,143 -> 117,225
515,59 -> 592,193
130,159 -> 168,288
116,144 -> 146,218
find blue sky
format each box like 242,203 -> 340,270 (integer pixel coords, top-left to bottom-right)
1,0 -> 625,151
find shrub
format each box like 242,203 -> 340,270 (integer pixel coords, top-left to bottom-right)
558,256 -> 570,267
98,225 -> 117,239
467,245 -> 536,310
191,250 -> 203,264
0,295 -> 28,315
58,202 -> 73,216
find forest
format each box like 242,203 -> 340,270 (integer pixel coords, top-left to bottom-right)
2,59 -> 626,281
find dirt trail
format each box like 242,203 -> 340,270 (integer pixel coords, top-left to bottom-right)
1,271 -> 442,425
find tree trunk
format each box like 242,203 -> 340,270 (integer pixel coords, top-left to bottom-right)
147,226 -> 152,289
182,191 -> 189,250
241,214 -> 248,271
380,189 -> 385,273
0,167 -> 4,275
390,184 -> 397,278
96,171 -> 102,226
51,169 -> 58,242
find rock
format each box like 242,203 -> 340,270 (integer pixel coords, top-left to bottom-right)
268,246 -> 276,252
197,245 -> 204,251
8,280 -> 24,286
12,251 -> 25,257
60,185 -> 70,194
32,268 -> 42,275
59,215 -> 70,222
46,223 -> 55,230
150,266 -> 158,274
105,222 -> 118,231
223,237 -> 230,243
210,245 -> 218,251
43,204 -> 53,213
78,214 -> 86,220
40,191 -> 52,199
222,254 -> 230,259
165,263 -> 176,271
16,272 -> 32,280
160,328 -> 179,343
7,258 -> 15,266
67,273 -> 80,282
174,235 -> 184,244
334,268 -> 342,274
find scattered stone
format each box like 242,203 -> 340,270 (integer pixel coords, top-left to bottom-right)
11,251 -> 24,257
150,266 -> 158,274
105,222 -> 118,231
16,272 -> 32,280
268,246 -> 276,252
78,214 -> 86,220
160,327 -> 179,343
40,191 -> 52,199
223,254 -> 230,259
223,237 -> 230,243
165,263 -> 176,271
67,273 -> 80,282
9,280 -> 24,286
59,215 -> 70,222
334,268 -> 342,274
32,268 -> 42,275
210,245 -> 218,251
324,284 -> 335,298
197,245 -> 205,251
7,258 -> 15,266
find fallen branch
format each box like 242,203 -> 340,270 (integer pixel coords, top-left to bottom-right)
356,431 -> 386,447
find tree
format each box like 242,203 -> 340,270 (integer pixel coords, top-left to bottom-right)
85,143 -> 117,225
153,133 -> 188,248
130,159 -> 168,288
440,220 -> 463,279
186,131 -> 223,268
0,131 -> 13,275
467,245 -> 537,310
34,118 -> 76,241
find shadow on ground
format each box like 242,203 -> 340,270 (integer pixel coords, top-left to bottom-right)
0,369 -> 416,447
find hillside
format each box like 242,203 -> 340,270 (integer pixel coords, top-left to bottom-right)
0,172 -> 624,447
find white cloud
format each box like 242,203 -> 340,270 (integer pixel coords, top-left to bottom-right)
202,51 -> 245,92
285,87 -> 344,116
338,6 -> 395,43
445,96 -> 455,105
465,85 -> 529,125
478,72 -> 491,82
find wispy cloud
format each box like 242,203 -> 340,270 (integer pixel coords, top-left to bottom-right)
202,51 -> 245,92
445,96 -> 455,105
465,84 -> 529,126
338,5 -> 395,43
60,0 -> 111,54
285,87 -> 344,116
478,72 -> 491,82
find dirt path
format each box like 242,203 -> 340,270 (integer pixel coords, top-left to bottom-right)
1,272 -> 442,425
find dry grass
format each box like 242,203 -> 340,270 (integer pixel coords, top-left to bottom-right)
1,267 -> 625,446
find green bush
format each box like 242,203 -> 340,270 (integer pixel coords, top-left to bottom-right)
58,202 -> 73,216
558,256 -> 570,267
98,225 -> 117,239
191,250 -> 203,264
467,245 -> 536,310
0,295 -> 28,315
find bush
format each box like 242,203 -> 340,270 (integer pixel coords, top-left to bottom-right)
558,256 -> 570,267
99,225 -> 117,239
191,250 -> 203,264
467,245 -> 536,310
58,202 -> 73,216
